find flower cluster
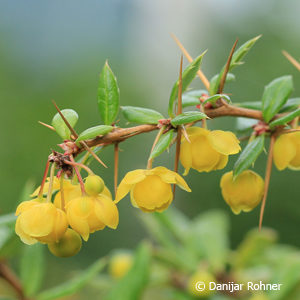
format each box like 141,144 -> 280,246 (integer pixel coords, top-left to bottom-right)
15,173 -> 118,257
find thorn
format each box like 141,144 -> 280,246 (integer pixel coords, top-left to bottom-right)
52,100 -> 78,139
80,141 -> 108,168
282,50 -> 300,71
218,38 -> 239,94
38,121 -> 56,131
171,33 -> 210,90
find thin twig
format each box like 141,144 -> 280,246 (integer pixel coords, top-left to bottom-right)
38,160 -> 50,199
282,50 -> 300,71
38,121 -> 55,131
46,163 -> 55,203
60,174 -> 66,211
173,56 -> 183,195
69,155 -> 86,195
259,134 -> 275,230
63,159 -> 94,175
80,141 -> 108,168
114,143 -> 119,196
218,39 -> 238,94
0,261 -> 26,300
171,33 -> 210,90
147,126 -> 165,169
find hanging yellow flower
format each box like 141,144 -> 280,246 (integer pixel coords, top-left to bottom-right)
15,200 -> 68,245
109,252 -> 133,279
273,131 -> 300,170
180,127 -> 241,175
66,194 -> 119,241
115,166 -> 191,212
220,170 -> 264,214
53,178 -> 112,209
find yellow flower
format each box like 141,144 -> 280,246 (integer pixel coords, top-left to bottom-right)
115,167 -> 191,212
187,271 -> 216,298
15,200 -> 68,245
31,177 -> 61,197
273,131 -> 300,170
48,228 -> 82,258
54,179 -> 112,210
180,127 -> 241,175
109,252 -> 133,279
220,170 -> 264,214
66,194 -> 119,241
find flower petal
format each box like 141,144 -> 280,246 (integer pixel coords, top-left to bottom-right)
15,200 -> 39,216
208,130 -> 241,155
115,170 -> 146,203
15,217 -> 38,245
273,134 -> 296,170
212,154 -> 228,170
94,195 -> 119,229
180,140 -> 192,175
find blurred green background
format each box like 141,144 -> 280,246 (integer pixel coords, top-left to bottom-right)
0,0 -> 300,290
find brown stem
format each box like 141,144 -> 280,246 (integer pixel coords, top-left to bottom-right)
259,134 -> 275,230
114,143 -> 119,196
0,261 -> 26,300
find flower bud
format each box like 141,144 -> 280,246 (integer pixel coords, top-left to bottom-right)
48,228 -> 82,257
187,271 -> 215,298
84,175 -> 105,196
220,170 -> 264,214
108,252 -> 133,279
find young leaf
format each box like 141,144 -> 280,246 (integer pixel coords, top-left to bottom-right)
182,89 -> 208,108
37,258 -> 107,300
121,106 -> 164,124
209,72 -> 236,94
168,51 -> 206,117
149,130 -> 173,159
262,75 -> 293,122
171,111 -> 207,126
280,98 -> 300,112
269,108 -> 300,128
210,35 -> 261,95
21,244 -> 45,297
233,135 -> 265,178
51,109 -> 78,140
104,243 -> 151,300
98,61 -> 120,125
202,94 -> 231,106
76,125 -> 113,143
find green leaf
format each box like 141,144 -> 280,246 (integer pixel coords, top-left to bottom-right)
121,106 -> 164,124
269,108 -> 300,128
281,97 -> 300,112
104,243 -> 151,300
232,228 -> 277,270
76,125 -> 113,143
21,244 -> 45,297
37,258 -> 107,300
182,90 -> 208,108
51,109 -> 78,140
98,61 -> 120,125
210,35 -> 261,94
209,73 -> 236,94
188,210 -> 230,272
168,51 -> 206,117
150,130 -> 173,159
171,111 -> 207,126
233,135 -> 265,178
202,94 -> 231,106
262,75 -> 293,122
